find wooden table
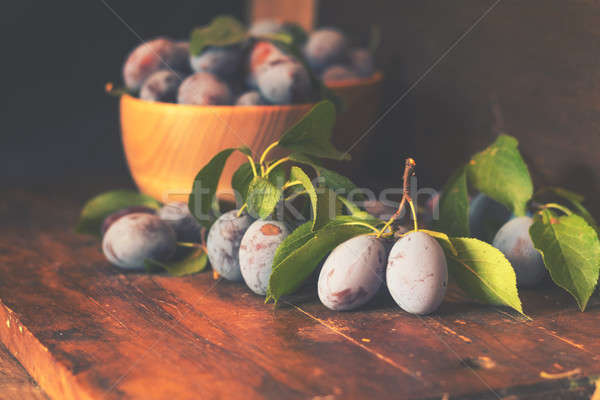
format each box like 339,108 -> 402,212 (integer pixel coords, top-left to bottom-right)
0,180 -> 599,399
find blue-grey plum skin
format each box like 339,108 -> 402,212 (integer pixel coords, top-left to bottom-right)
303,28 -> 349,73
206,210 -> 254,281
158,202 -> 202,243
190,46 -> 242,78
239,220 -> 290,295
493,216 -> 546,287
349,48 -> 375,77
102,213 -> 176,270
101,206 -> 156,236
140,70 -> 181,103
177,72 -> 233,105
386,231 -> 448,315
122,37 -> 189,91
235,91 -> 268,106
318,235 -> 386,311
256,61 -> 312,104
321,65 -> 359,83
469,193 -> 512,242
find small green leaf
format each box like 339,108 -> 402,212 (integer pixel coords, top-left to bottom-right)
246,176 -> 282,219
145,248 -> 208,277
530,209 -> 600,311
75,190 -> 160,236
442,237 -> 524,315
190,16 -> 246,56
231,162 -> 254,203
189,148 -> 235,228
435,166 -> 469,237
336,195 -> 374,221
281,22 -> 308,47
289,153 -> 358,196
289,166 -> 318,224
467,134 -> 533,216
278,101 -> 349,160
267,217 -> 374,302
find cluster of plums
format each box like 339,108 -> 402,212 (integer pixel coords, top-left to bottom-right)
469,193 -> 546,287
208,210 -> 448,315
122,20 -> 376,106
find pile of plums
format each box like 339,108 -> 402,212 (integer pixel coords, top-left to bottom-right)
121,20 -> 377,106
207,210 -> 448,315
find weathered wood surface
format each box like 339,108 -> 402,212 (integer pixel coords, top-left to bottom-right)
0,341 -> 47,400
0,182 -> 599,399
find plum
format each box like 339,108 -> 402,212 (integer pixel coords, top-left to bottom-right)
101,206 -> 156,236
190,46 -> 242,78
318,235 -> 386,310
256,61 -> 312,104
349,48 -> 375,77
469,193 -> 512,242
206,210 -> 254,281
239,220 -> 290,295
386,231 -> 448,314
122,37 -> 189,91
102,213 -> 176,270
303,28 -> 348,73
247,40 -> 295,89
248,19 -> 284,36
157,202 -> 202,243
139,70 -> 181,103
493,216 -> 546,287
177,72 -> 233,105
235,90 -> 268,106
321,65 -> 359,83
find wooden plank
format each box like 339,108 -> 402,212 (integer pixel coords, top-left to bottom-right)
0,184 -> 599,399
0,342 -> 47,400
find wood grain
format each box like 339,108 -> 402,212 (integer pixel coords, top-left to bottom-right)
248,0 -> 317,31
0,181 -> 599,399
0,342 -> 47,400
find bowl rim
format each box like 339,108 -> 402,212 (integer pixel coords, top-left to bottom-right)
121,71 -> 383,111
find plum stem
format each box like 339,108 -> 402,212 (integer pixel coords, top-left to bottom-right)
377,158 -> 416,237
259,141 -> 279,168
247,156 -> 258,177
541,202 -> 573,216
264,157 -> 290,176
237,203 -> 248,217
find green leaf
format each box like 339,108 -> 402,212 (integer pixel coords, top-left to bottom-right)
231,162 -> 254,203
189,16 -> 246,56
189,148 -> 235,228
145,248 -> 208,277
267,217 -> 374,302
75,190 -> 160,236
529,209 -> 600,311
435,166 -> 469,237
289,166 -> 318,223
267,163 -> 288,189
441,237 -> 524,315
336,195 -> 374,221
539,187 -> 598,233
246,176 -> 282,219
281,22 -> 308,47
237,146 -> 253,157
278,101 -> 349,160
467,134 -> 533,216
289,153 -> 358,196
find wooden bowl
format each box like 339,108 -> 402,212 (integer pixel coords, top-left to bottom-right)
120,72 -> 383,202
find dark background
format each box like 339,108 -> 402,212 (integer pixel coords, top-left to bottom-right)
4,1 -> 600,216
